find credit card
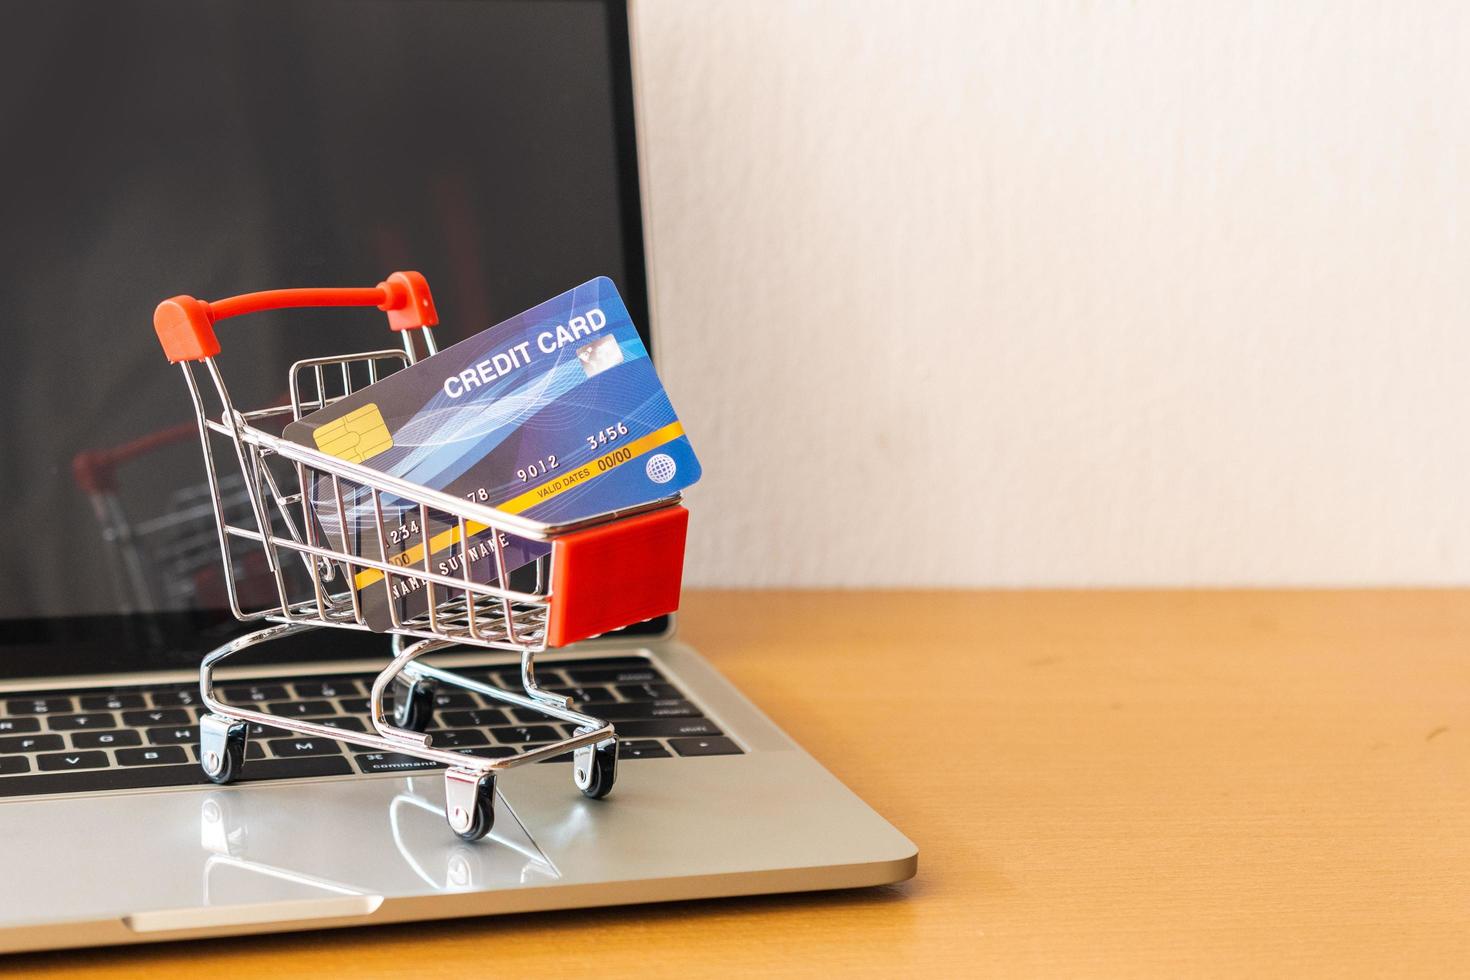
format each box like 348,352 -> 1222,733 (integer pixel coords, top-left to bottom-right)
282,276 -> 700,631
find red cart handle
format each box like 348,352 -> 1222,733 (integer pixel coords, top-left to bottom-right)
153,270 -> 438,363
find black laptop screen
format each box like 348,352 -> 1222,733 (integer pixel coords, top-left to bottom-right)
0,0 -> 660,676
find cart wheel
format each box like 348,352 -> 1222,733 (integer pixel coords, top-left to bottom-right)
393,677 -> 436,733
575,740 -> 619,800
201,717 -> 247,785
448,773 -> 496,842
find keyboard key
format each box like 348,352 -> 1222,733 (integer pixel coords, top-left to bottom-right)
186,743 -> 266,762
290,678 -> 362,699
36,751 -> 109,771
314,716 -> 366,732
619,739 -> 672,760
72,730 -> 141,749
0,757 -> 30,775
480,666 -> 534,687
670,736 -> 742,757
146,726 -> 198,745
264,699 -> 336,718
150,688 -> 200,707
117,746 -> 189,766
564,666 -> 663,684
339,698 -> 372,714
616,719 -> 723,739
220,684 -> 289,703
510,707 -> 579,724
267,737 -> 342,757
615,682 -> 682,701
5,697 -> 73,716
124,708 -> 192,727
355,751 -> 440,774
596,701 -> 702,722
245,721 -> 290,739
78,693 -> 147,711
0,734 -> 64,754
548,685 -> 618,705
440,708 -> 510,729
457,745 -> 516,760
427,729 -> 488,748
0,755 -> 351,798
46,713 -> 116,731
223,754 -> 347,776
432,691 -> 478,709
491,725 -> 560,744
0,718 -> 41,735
557,656 -> 658,672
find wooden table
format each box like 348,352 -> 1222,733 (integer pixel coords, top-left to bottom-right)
13,591 -> 1470,977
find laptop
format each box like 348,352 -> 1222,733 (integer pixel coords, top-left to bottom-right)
0,0 -> 915,955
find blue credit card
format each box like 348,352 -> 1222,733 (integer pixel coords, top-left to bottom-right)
282,276 -> 700,630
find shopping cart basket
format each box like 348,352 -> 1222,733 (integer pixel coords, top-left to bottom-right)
151,271 -> 690,840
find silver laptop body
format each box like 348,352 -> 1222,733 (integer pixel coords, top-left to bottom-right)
0,637 -> 915,954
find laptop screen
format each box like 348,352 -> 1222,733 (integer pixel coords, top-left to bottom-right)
0,0 -> 659,678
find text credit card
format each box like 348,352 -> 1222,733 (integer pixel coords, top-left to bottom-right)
282,276 -> 700,630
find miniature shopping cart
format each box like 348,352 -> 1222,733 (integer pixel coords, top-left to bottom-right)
151,271 -> 690,841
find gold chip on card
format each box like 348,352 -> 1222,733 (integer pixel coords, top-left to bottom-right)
312,403 -> 393,463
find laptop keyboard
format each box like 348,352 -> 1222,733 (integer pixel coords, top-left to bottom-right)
0,656 -> 741,799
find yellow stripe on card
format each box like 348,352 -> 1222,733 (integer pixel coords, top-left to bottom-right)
351,420 -> 685,590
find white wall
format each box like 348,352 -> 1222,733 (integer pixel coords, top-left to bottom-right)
631,0 -> 1470,587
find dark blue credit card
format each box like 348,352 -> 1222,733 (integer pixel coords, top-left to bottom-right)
282,276 -> 700,630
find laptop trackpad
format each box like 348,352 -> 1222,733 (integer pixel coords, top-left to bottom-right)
0,774 -> 557,933
194,775 -> 557,905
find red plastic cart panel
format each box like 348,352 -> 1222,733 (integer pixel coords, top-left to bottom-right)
546,505 -> 689,647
